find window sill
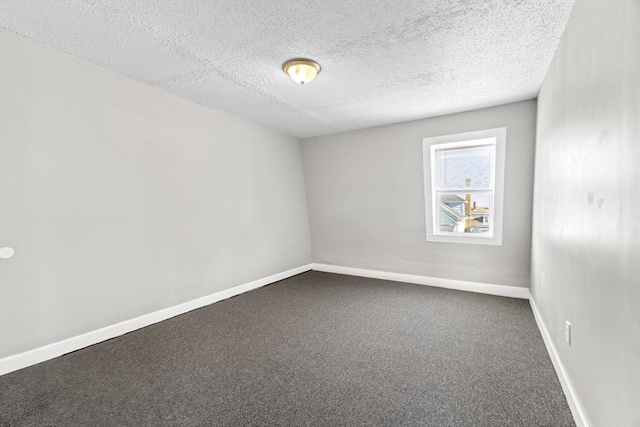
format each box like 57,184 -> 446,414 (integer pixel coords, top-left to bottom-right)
426,233 -> 503,246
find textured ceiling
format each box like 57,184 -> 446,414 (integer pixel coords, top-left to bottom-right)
0,0 -> 574,138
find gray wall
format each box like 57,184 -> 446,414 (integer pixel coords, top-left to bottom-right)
531,1 -> 639,426
0,30 -> 312,359
302,100 -> 536,288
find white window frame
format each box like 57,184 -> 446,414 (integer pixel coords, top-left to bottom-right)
422,127 -> 506,246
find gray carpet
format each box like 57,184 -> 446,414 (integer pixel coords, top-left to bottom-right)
0,271 -> 574,426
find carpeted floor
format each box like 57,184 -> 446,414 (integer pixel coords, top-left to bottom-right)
0,271 -> 574,426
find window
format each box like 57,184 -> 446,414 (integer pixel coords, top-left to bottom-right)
422,128 -> 506,245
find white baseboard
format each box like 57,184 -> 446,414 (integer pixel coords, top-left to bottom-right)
312,263 -> 531,299
0,264 -> 313,376
529,297 -> 589,427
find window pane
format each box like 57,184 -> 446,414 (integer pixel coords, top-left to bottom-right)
437,145 -> 493,190
438,192 -> 492,234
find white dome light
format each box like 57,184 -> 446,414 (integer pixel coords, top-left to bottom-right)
283,58 -> 321,86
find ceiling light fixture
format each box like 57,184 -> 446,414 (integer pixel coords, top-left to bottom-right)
283,58 -> 321,86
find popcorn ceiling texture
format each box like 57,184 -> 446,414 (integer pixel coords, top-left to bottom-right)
0,0 -> 574,138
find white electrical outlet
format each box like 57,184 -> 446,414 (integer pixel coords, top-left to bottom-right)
565,321 -> 572,345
